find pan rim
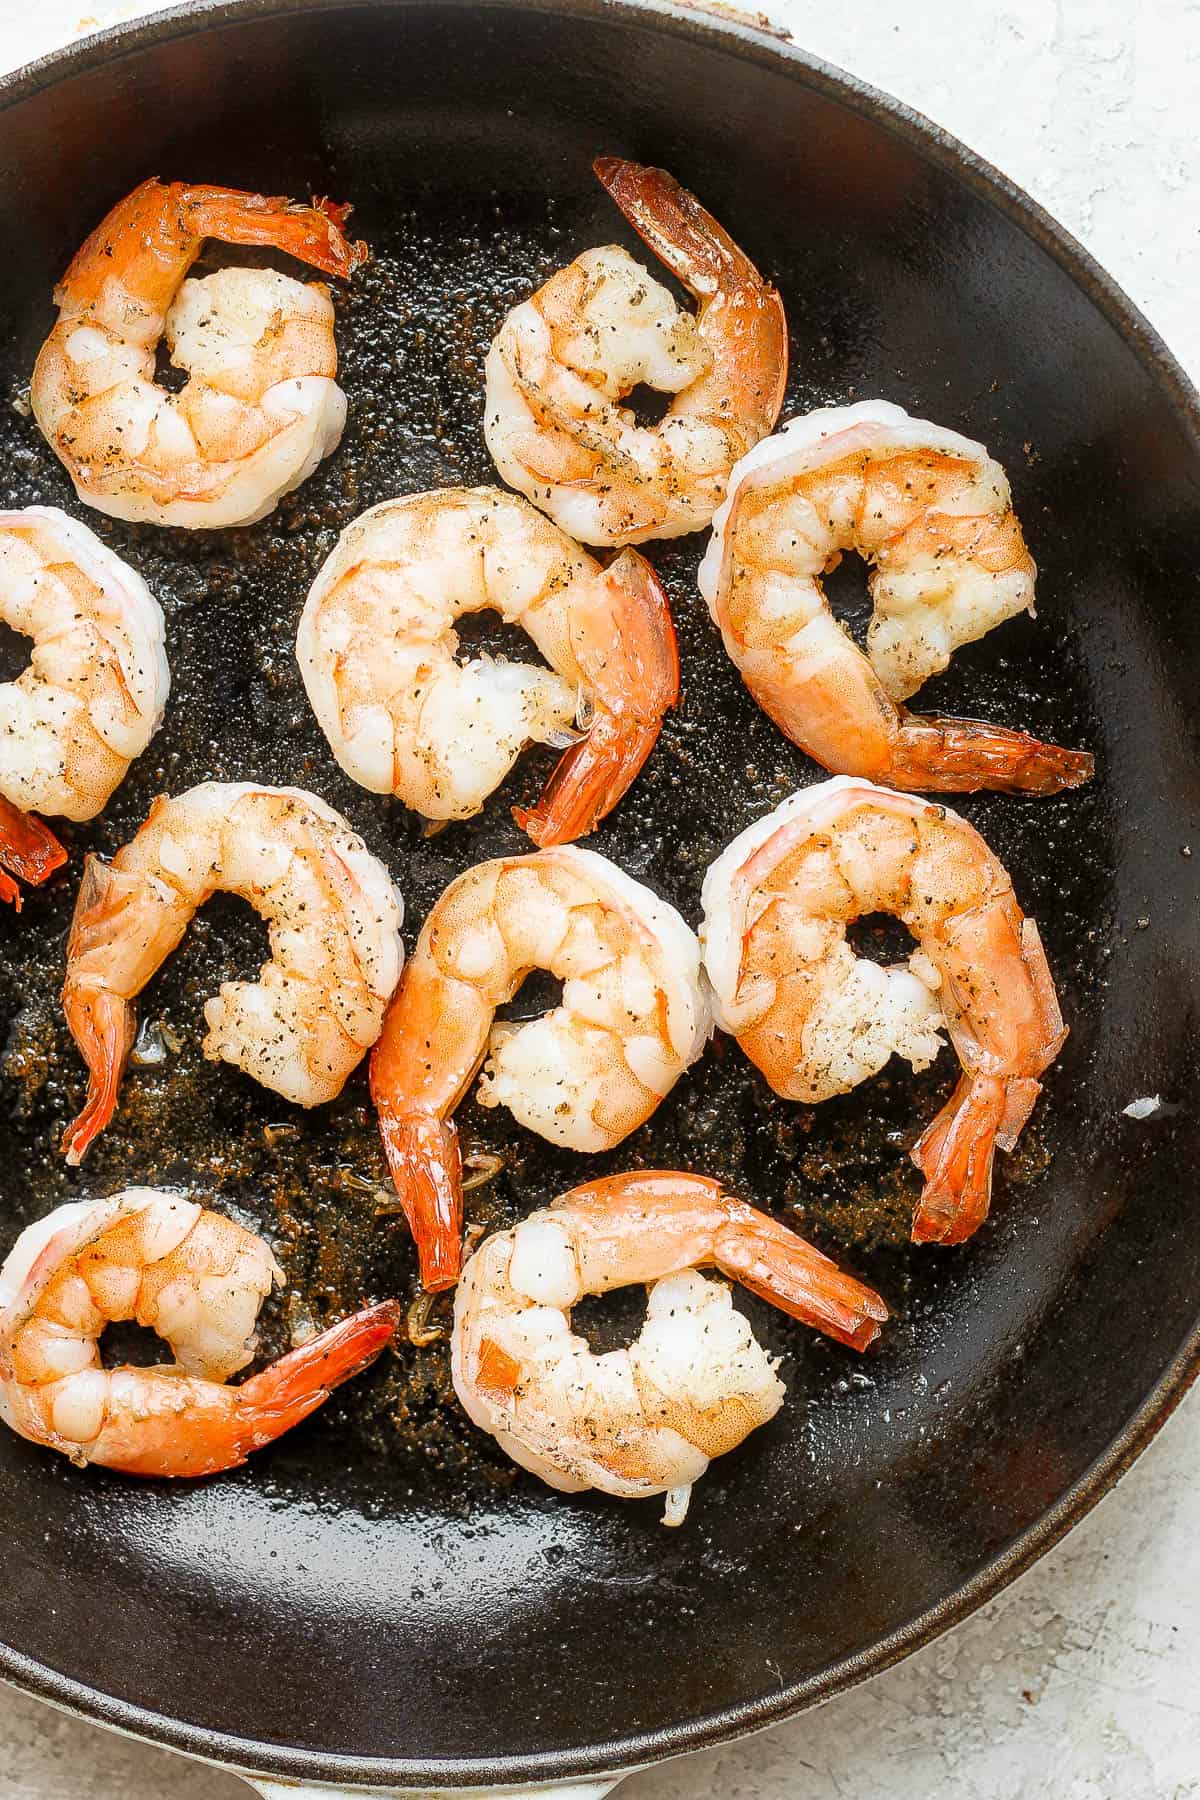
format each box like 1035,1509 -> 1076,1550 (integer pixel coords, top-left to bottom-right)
0,0 -> 1198,1787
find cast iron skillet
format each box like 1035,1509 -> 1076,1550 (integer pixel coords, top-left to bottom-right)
0,1 -> 1198,1792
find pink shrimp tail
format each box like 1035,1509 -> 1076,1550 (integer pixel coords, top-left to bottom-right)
516,709 -> 665,849
56,179 -> 368,319
374,1107 -> 463,1292
230,1300 -> 400,1455
594,157 -> 738,292
60,988 -> 135,1166
888,715 -> 1095,795
60,856 -> 148,1165
178,183 -> 368,278
593,155 -> 775,308
910,1072 -> 1022,1244
592,157 -> 787,429
113,1301 -> 402,1480
716,1223 -> 888,1351
515,549 -> 678,848
310,195 -> 366,259
0,796 -> 67,909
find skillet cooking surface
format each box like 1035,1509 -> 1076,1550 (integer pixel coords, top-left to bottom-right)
0,0 -> 1198,1787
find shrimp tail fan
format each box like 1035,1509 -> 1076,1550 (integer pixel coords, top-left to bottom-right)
593,157 -> 763,299
59,989 -> 136,1167
0,795 -> 67,909
891,714 -> 1095,795
715,1214 -> 888,1351
178,182 -> 368,278
375,1108 -> 464,1291
910,1072 -> 1010,1244
515,709 -> 664,848
133,1301 -> 402,1480
516,548 -> 678,847
60,856 -> 183,1166
231,1300 -> 400,1458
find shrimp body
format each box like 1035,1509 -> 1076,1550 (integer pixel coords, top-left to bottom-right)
31,179 -> 367,529
698,401 -> 1094,793
297,487 -> 677,845
370,848 -> 710,1290
453,1170 -> 887,1523
0,1189 -> 396,1476
701,776 -> 1067,1244
485,159 -> 787,545
0,507 -> 168,820
0,506 -> 168,903
61,782 -> 404,1165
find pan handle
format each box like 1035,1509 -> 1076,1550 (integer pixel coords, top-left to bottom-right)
244,1779 -> 622,1799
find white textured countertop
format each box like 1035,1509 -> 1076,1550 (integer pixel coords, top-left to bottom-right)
0,2 -> 1197,1797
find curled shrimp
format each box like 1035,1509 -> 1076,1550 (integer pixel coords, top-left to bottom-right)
61,782 -> 405,1165
698,401 -> 1094,794
0,507 -> 169,905
297,486 -> 678,846
453,1170 -> 887,1525
30,178 -> 367,529
701,776 -> 1067,1245
484,158 -> 787,545
0,1188 -> 397,1476
370,848 -> 710,1291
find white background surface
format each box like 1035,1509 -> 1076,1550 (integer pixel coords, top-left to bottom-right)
0,1 -> 1198,1796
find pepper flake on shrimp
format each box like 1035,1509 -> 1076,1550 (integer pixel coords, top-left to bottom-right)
485,158 -> 787,545
60,783 -> 404,1165
453,1170 -> 886,1524
0,1189 -> 397,1476
31,179 -> 367,528
370,848 -> 710,1291
0,506 -> 168,905
701,777 -> 1068,1246
297,486 -> 678,846
699,401 -> 1093,795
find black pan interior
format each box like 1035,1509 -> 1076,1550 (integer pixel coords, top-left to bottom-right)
0,0 -> 1198,1787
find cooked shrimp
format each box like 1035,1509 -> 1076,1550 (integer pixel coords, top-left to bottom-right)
370,848 -> 710,1291
61,782 -> 404,1165
297,486 -> 677,845
0,798 -> 66,911
0,507 -> 169,905
701,776 -> 1067,1245
698,401 -> 1094,793
484,158 -> 787,545
30,178 -> 367,529
0,1188 -> 397,1475
453,1170 -> 886,1523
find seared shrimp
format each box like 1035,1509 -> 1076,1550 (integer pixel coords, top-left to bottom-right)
61,782 -> 404,1165
370,848 -> 710,1290
31,179 -> 367,529
0,1189 -> 397,1475
0,507 -> 169,905
297,487 -> 677,845
485,158 -> 787,545
701,776 -> 1067,1245
698,401 -> 1093,793
453,1170 -> 886,1523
